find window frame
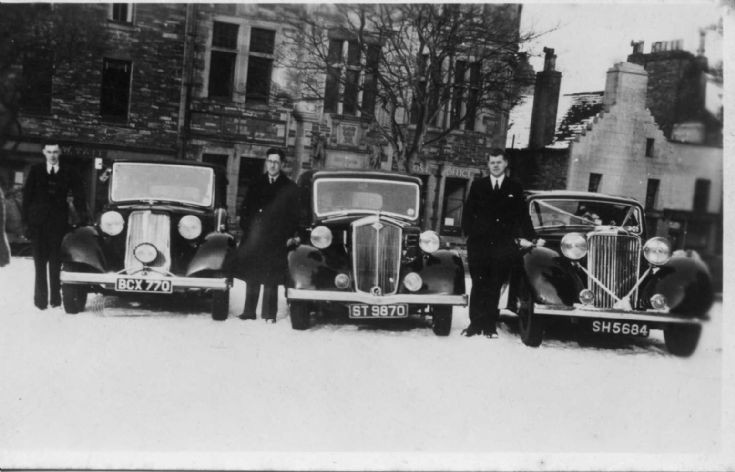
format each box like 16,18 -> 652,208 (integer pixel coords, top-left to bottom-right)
108,3 -> 134,24
100,57 -> 132,121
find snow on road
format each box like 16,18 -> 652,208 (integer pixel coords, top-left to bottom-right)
0,257 -> 730,470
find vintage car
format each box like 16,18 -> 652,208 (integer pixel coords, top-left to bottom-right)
286,170 -> 467,335
59,159 -> 234,319
504,190 -> 713,356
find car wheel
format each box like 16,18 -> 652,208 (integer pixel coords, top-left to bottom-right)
62,284 -> 88,314
664,324 -> 701,357
432,306 -> 452,336
289,302 -> 311,330
211,289 -> 229,321
516,276 -> 544,347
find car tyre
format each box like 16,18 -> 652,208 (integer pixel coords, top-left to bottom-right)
516,276 -> 544,347
664,324 -> 701,357
211,289 -> 229,321
62,284 -> 88,314
432,305 -> 452,336
289,302 -> 311,330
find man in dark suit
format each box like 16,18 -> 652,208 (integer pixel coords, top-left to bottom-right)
232,148 -> 299,322
461,149 -> 542,338
22,140 -> 88,310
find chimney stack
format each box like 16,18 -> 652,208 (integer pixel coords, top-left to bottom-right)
528,47 -> 562,149
603,62 -> 647,111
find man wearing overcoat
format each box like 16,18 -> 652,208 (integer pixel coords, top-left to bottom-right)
22,140 -> 88,310
232,148 -> 299,322
461,149 -> 540,338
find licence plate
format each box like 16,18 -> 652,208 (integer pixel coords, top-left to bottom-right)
349,304 -> 408,319
591,320 -> 649,337
115,277 -> 173,294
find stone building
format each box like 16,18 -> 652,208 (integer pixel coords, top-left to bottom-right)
3,3 -> 190,218
3,3 -> 525,244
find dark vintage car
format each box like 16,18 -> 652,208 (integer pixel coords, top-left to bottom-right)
504,190 -> 713,356
59,159 -> 234,319
286,170 -> 467,335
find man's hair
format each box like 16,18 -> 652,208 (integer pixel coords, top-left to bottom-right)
41,137 -> 61,148
488,148 -> 507,160
266,147 -> 285,161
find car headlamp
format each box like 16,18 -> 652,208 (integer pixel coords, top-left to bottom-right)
579,289 -> 595,305
133,242 -> 158,264
310,225 -> 333,249
100,211 -> 124,236
334,273 -> 350,289
560,232 -> 588,260
419,230 -> 440,253
403,272 -> 423,292
650,293 -> 668,310
178,215 -> 202,240
643,237 -> 672,266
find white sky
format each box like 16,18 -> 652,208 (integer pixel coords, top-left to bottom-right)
520,1 -> 725,95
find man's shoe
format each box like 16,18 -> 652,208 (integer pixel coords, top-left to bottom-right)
484,330 -> 499,339
238,313 -> 256,320
461,326 -> 483,337
263,318 -> 276,324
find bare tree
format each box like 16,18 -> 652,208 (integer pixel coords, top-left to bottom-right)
280,4 -> 539,172
0,4 -> 108,153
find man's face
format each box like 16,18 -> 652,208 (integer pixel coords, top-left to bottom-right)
265,153 -> 282,177
487,154 -> 508,178
43,144 -> 61,166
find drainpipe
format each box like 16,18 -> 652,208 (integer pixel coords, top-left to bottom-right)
177,3 -> 197,160
292,102 -> 306,179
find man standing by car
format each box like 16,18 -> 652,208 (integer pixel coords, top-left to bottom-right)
233,148 -> 299,322
22,139 -> 88,310
461,148 -> 540,338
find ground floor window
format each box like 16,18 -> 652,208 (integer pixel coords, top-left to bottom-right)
440,177 -> 467,237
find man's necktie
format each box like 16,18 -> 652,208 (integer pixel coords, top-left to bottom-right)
493,180 -> 499,192
49,167 -> 56,176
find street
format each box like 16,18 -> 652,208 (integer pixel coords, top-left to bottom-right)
0,257 -> 729,470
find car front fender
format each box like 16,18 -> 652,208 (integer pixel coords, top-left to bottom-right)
639,254 -> 713,317
61,226 -> 106,273
187,232 -> 235,276
287,244 -> 350,290
522,246 -> 584,306
415,250 -> 466,295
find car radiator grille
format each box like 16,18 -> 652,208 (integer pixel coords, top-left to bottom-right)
352,218 -> 402,295
587,233 -> 641,308
125,210 -> 171,273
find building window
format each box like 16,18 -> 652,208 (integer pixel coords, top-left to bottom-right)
693,178 -> 711,212
645,178 -> 660,210
323,36 -> 380,116
645,138 -> 655,157
109,3 -> 133,23
245,27 -> 275,105
208,21 -> 239,99
100,58 -> 131,119
588,173 -> 602,193
19,51 -> 53,114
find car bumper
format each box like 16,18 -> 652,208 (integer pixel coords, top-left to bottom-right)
287,288 -> 468,306
532,303 -> 703,325
60,271 -> 230,291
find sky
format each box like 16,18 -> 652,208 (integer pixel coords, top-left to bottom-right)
520,1 -> 725,95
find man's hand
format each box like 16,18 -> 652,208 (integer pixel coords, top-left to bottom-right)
517,238 -> 535,249
286,236 -> 301,248
536,238 -> 546,247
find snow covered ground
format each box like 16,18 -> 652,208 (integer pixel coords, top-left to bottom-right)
0,257 -> 731,470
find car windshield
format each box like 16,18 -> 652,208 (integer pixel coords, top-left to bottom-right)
530,198 -> 643,234
110,162 -> 214,207
314,178 -> 420,220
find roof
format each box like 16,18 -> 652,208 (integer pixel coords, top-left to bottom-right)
550,92 -> 605,149
526,190 -> 643,206
307,169 -> 422,185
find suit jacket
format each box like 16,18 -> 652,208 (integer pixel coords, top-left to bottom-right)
22,162 -> 88,236
462,176 -> 536,261
232,172 -> 300,284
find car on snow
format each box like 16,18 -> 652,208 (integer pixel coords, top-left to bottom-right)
504,190 -> 713,356
59,159 -> 234,319
286,170 -> 467,335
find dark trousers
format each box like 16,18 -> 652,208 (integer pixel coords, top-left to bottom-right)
244,283 -> 278,319
30,228 -> 64,309
468,255 -> 514,332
